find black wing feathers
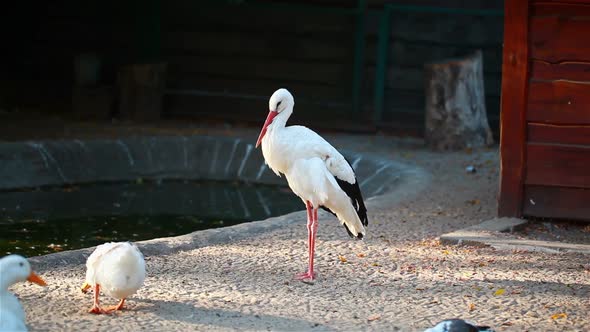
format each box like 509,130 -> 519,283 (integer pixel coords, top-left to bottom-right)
320,157 -> 368,238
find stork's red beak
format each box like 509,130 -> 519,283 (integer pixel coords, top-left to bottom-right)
255,110 -> 278,148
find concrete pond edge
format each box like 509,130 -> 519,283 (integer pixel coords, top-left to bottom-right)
0,135 -> 431,270
440,217 -> 590,254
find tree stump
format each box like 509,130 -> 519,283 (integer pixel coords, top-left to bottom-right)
424,50 -> 493,151
117,63 -> 167,121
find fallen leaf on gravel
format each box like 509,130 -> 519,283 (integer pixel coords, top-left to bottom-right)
338,255 -> 348,263
493,289 -> 505,296
367,314 -> 381,322
466,199 -> 480,205
501,322 -> 513,326
468,303 -> 475,312
371,262 -> 381,267
442,250 -> 450,255
357,253 -> 366,258
551,313 -> 567,320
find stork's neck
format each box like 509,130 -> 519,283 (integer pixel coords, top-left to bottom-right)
269,106 -> 292,132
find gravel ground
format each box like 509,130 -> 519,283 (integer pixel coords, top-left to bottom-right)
516,221 -> 590,246
8,127 -> 590,332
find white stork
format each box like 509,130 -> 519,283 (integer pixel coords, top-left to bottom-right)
255,88 -> 368,281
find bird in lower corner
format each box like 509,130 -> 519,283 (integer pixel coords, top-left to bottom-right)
424,319 -> 495,332
81,241 -> 146,314
0,255 -> 47,332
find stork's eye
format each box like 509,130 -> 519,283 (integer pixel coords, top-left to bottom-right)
277,101 -> 282,107
19,262 -> 24,267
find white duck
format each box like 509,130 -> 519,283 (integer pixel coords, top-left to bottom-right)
81,242 -> 146,314
0,255 -> 47,332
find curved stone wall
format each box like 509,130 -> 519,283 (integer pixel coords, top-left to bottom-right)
0,135 -> 402,198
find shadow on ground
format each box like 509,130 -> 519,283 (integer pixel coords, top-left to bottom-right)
134,298 -> 334,331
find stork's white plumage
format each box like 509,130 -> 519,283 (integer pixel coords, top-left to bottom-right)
255,88 -> 368,281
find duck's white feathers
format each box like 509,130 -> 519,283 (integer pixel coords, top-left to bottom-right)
85,242 -> 145,299
263,124 -> 356,185
0,293 -> 27,331
0,255 -> 37,332
0,311 -> 27,332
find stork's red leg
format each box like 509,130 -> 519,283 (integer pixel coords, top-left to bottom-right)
88,284 -> 109,314
306,201 -> 313,258
296,201 -> 318,281
309,206 -> 318,275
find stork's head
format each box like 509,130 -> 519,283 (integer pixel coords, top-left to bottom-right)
256,88 -> 294,148
268,88 -> 294,113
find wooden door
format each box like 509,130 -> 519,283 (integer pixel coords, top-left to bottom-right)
499,0 -> 590,220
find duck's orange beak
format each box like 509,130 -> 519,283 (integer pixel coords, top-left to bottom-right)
255,110 -> 278,148
27,271 -> 47,286
81,282 -> 91,294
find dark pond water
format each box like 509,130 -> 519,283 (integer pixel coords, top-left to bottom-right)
0,180 -> 302,256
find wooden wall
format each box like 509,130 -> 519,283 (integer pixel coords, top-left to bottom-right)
161,0 -> 504,134
523,0 -> 590,220
161,1 -> 363,128
0,1 -> 136,112
1,0 -> 504,136
499,0 -> 590,221
365,8 -> 503,134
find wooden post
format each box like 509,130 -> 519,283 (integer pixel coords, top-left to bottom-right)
424,50 -> 493,151
117,63 -> 167,121
72,53 -> 114,120
498,0 -> 530,217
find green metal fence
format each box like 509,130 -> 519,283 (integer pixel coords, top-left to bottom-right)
149,1 -> 504,131
372,4 -> 504,124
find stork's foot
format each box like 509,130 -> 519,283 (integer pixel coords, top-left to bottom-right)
89,305 -> 110,314
295,271 -> 316,282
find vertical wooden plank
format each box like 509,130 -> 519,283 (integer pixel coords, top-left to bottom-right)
351,0 -> 367,114
498,0 -> 529,217
133,0 -> 161,62
373,6 -> 392,124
